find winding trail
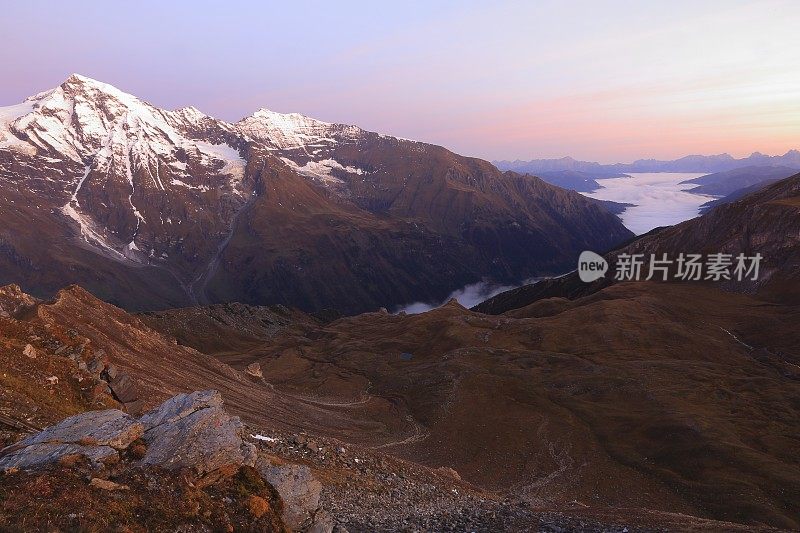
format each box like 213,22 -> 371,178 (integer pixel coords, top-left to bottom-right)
720,327 -> 753,350
373,414 -> 430,449
289,383 -> 374,408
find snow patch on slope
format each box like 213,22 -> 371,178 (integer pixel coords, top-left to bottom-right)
280,157 -> 365,185
0,101 -> 37,154
61,165 -> 127,260
171,178 -> 210,192
195,141 -> 246,182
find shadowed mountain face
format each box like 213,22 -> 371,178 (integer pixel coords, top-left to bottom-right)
0,75 -> 631,314
476,173 -> 800,314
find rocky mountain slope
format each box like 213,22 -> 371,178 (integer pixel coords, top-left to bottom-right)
0,74 -> 631,314
2,282 -> 791,531
0,282 -> 425,446
204,288 -> 800,529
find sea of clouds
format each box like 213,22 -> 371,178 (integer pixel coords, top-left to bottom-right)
583,172 -> 716,235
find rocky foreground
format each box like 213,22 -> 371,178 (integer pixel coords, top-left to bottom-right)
0,390 -> 286,531
1,389 -> 774,532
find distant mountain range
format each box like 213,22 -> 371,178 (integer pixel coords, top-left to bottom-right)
681,165 -> 800,196
495,151 -> 800,175
528,169 -> 630,193
684,165 -> 800,214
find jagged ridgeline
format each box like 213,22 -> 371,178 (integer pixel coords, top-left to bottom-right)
0,74 -> 632,313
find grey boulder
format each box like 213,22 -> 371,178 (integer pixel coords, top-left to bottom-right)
139,390 -> 256,475
0,409 -> 142,470
258,459 -> 322,530
0,390 -> 255,478
0,443 -> 118,470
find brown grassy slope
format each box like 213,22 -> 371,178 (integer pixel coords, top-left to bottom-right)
138,301 -> 318,356
6,279 -> 799,528
0,285 -> 120,446
1,284 -> 413,443
0,462 -> 285,532
209,282 -> 800,529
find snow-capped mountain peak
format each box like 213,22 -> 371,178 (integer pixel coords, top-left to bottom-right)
0,75 -> 251,269
237,108 -> 364,151
63,73 -> 141,101
8,74 -> 177,163
251,107 -> 331,126
3,75 -> 247,175
170,106 -> 216,128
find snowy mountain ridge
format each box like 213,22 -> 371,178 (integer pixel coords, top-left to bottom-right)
0,74 -> 393,179
238,108 -> 364,151
0,74 -> 402,265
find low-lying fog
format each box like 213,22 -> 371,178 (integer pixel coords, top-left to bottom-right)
582,172 -> 715,235
394,280 -> 532,314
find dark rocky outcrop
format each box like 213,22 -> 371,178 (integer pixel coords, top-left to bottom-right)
0,284 -> 39,317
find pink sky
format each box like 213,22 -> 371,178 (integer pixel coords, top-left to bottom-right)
1,0 -> 798,163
